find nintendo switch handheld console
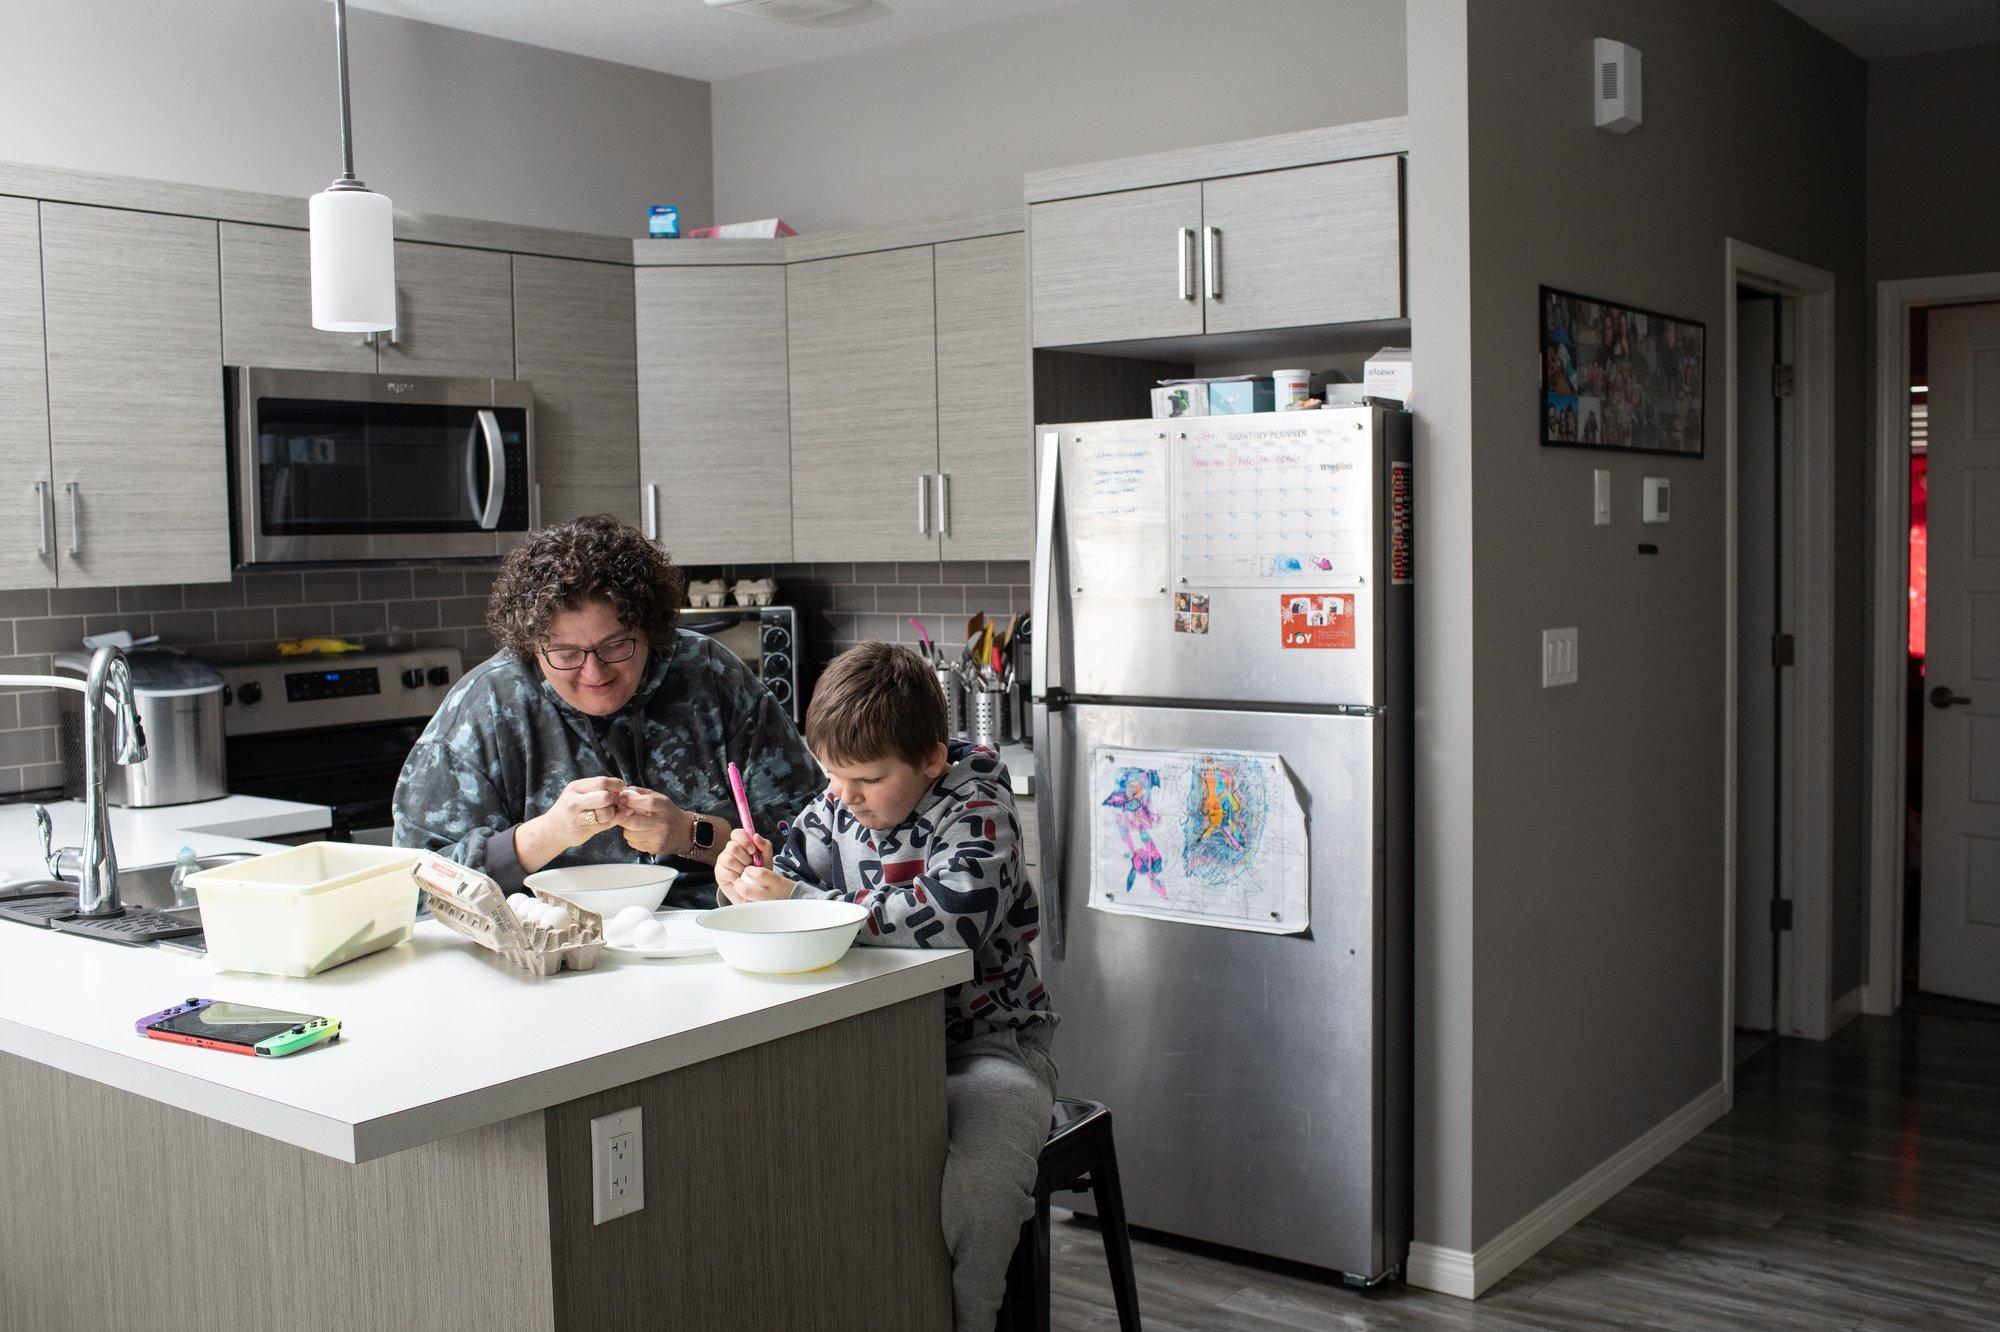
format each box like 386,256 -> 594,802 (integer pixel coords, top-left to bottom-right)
136,998 -> 341,1057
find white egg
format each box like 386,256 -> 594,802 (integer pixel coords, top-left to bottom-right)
630,918 -> 670,949
506,893 -> 533,917
611,905 -> 653,931
540,904 -> 573,932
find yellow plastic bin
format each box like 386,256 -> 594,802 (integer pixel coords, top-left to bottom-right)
187,842 -> 423,977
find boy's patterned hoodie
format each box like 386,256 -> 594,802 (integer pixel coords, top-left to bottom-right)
769,741 -> 1055,1047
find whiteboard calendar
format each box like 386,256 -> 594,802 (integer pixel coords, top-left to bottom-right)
1169,417 -> 1371,586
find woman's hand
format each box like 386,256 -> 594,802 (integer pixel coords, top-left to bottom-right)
716,828 -> 785,901
514,776 -> 625,874
611,787 -> 686,858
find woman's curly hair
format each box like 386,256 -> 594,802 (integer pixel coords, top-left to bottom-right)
487,515 -> 686,661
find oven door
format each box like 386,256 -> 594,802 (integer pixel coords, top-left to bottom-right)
230,367 -> 535,565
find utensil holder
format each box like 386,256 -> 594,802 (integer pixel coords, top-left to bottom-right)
938,665 -> 966,739
969,685 -> 1012,749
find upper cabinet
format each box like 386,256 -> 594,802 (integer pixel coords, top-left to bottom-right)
935,232 -> 1031,561
1027,122 -> 1408,348
787,247 -> 942,564
39,203 -> 230,587
634,265 -> 792,564
380,241 -> 515,379
0,197 -> 54,590
515,256 -> 639,528
218,223 -> 378,373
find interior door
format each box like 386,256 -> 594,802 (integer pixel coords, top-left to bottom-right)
1920,301 -> 2000,1004
1735,292 -> 1780,1031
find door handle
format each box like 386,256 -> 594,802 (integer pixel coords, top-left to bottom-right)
1929,685 -> 1973,709
1204,225 -> 1221,300
645,482 -> 660,541
936,472 -> 951,537
33,481 -> 51,557
1031,432 -> 1061,696
64,482 -> 80,556
917,473 -> 931,536
474,409 -> 505,530
1032,698 -> 1067,958
1177,227 -> 1195,302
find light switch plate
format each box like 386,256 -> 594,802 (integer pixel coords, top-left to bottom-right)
591,1105 -> 644,1223
1642,476 -> 1671,524
1593,469 -> 1611,525
1542,627 -> 1578,687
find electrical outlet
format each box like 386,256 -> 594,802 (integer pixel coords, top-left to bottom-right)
1542,627 -> 1578,688
591,1106 -> 644,1224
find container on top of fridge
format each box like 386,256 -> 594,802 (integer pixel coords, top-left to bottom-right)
187,842 -> 422,977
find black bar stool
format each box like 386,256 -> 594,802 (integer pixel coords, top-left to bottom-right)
997,1097 -> 1142,1332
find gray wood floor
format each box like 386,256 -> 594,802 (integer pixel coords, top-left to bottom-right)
1048,1007 -> 2000,1330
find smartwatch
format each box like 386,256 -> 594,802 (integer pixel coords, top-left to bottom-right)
688,814 -> 718,853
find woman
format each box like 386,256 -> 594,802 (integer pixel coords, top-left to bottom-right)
393,515 -> 820,908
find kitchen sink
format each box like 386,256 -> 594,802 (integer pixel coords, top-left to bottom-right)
105,853 -> 257,911
0,853 -> 257,943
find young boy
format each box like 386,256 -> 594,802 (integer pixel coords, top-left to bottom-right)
716,641 -> 1056,1331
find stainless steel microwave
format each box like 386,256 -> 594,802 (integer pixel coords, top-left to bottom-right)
228,367 -> 536,566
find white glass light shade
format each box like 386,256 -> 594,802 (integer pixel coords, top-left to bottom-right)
309,187 -> 396,332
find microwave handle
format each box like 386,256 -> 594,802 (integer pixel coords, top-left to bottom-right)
473,409 -> 505,531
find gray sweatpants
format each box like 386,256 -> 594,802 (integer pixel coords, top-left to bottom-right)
942,1025 -> 1058,1332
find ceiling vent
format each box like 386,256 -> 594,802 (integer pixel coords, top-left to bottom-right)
704,0 -> 869,21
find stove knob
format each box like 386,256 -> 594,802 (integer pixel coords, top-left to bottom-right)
401,668 -> 424,689
426,666 -> 450,687
238,682 -> 262,706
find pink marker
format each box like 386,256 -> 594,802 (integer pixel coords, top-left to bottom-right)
726,761 -> 762,867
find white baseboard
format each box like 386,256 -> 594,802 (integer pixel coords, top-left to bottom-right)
1861,981 -> 1896,1018
1829,985 -> 1866,1034
1405,1080 -> 1729,1299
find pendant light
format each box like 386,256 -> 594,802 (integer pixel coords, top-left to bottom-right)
309,0 -> 395,332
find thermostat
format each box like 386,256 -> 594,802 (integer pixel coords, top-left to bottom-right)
1642,476 -> 1671,524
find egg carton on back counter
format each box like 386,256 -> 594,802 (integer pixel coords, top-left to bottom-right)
412,852 -> 605,975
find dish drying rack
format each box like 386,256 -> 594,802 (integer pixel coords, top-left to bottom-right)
411,852 -> 604,975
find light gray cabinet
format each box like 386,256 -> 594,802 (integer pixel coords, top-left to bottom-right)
0,197 -> 54,590
1028,184 -> 1203,348
935,233 -> 1031,562
218,223 -> 378,373
1199,157 -> 1404,334
787,248 -> 941,564
39,203 -> 230,587
634,266 -> 792,564
515,256 -> 639,528
379,241 -> 515,379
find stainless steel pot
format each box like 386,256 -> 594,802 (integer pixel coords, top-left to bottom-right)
57,650 -> 227,807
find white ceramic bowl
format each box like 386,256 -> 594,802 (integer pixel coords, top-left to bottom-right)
697,899 -> 869,974
524,863 -> 678,916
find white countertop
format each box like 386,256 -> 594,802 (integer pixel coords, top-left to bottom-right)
0,793 -> 333,882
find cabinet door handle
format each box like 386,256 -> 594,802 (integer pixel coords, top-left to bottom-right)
645,483 -> 660,541
936,472 -> 951,537
1204,225 -> 1221,300
64,482 -> 80,556
33,481 -> 51,557
1177,228 -> 1195,302
917,473 -> 932,535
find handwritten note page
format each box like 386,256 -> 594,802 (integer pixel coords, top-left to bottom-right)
1172,419 -> 1369,585
1069,427 -> 1169,600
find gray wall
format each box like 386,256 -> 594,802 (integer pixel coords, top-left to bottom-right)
0,0 -> 712,236
1410,0 -> 1868,1254
1462,0 -> 1865,1246
710,0 -> 1407,233
1868,42 -> 2000,281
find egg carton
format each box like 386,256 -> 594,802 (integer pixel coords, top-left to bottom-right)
410,852 -> 605,975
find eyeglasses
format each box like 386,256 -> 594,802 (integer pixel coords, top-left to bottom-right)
539,638 -> 639,671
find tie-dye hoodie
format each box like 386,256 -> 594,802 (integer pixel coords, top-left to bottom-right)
393,631 -> 821,908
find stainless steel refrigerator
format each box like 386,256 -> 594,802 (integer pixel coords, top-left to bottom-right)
1030,405 -> 1412,1284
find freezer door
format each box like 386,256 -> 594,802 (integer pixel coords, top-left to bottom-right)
1036,702 -> 1409,1279
1033,408 -> 1410,708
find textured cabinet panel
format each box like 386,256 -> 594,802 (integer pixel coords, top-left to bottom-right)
1199,157 -> 1404,333
40,203 -> 228,587
218,223 -> 379,374
0,197 -> 54,589
378,241 -> 515,379
936,233 -> 1031,562
1029,183 -> 1202,348
634,266 -> 791,563
514,256 -> 639,527
787,248 -> 941,563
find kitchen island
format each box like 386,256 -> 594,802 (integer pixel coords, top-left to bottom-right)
0,808 -> 966,1331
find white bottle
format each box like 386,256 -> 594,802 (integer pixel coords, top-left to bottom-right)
1273,369 -> 1312,411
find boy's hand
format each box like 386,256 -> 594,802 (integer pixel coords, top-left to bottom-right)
729,866 -> 797,903
715,828 -> 774,893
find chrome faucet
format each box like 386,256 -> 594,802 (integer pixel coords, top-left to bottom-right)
4,646 -> 148,917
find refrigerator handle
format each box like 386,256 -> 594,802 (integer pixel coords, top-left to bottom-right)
1032,698 -> 1065,958
1031,430 -> 1060,696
